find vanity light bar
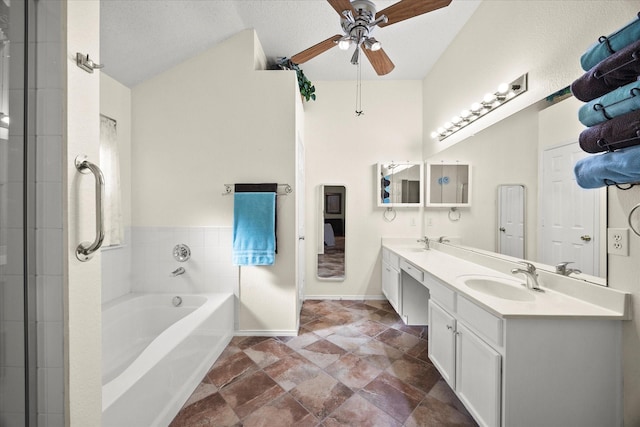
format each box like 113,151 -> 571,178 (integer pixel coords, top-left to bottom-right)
431,74 -> 528,141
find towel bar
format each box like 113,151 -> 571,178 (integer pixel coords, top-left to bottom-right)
629,203 -> 640,237
223,183 -> 292,195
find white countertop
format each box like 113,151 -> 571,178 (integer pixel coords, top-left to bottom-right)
383,240 -> 630,320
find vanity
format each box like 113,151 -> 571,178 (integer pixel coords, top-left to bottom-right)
382,238 -> 630,427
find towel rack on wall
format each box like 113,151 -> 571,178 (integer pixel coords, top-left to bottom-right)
629,202 -> 640,237
222,183 -> 293,195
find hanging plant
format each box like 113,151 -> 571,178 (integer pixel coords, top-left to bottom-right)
278,58 -> 316,102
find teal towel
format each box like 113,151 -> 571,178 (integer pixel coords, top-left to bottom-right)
578,80 -> 640,127
574,145 -> 640,189
233,192 -> 276,266
581,15 -> 640,71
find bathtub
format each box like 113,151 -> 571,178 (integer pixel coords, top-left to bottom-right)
102,292 -> 234,427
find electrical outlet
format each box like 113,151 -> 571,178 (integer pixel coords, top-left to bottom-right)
607,228 -> 629,256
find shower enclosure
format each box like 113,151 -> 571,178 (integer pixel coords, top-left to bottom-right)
0,0 -> 65,425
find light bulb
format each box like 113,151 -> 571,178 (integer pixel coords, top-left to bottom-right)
437,127 -> 446,134
460,109 -> 471,119
497,83 -> 509,94
338,39 -> 351,50
483,93 -> 496,104
431,131 -> 439,139
444,122 -> 454,130
451,116 -> 462,125
470,102 -> 482,112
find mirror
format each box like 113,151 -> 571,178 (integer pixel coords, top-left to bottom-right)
497,184 -> 525,258
377,162 -> 423,207
317,185 -> 345,280
425,100 -> 606,285
426,162 -> 471,207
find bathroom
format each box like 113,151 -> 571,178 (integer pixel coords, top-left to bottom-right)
1,0 -> 640,426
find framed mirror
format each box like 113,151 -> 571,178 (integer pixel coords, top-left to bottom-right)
317,185 -> 346,280
426,162 -> 471,207
377,162 -> 423,207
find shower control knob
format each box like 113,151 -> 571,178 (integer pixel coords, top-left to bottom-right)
173,244 -> 191,262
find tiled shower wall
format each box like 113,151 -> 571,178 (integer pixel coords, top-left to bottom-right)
102,226 -> 238,304
35,0 -> 65,425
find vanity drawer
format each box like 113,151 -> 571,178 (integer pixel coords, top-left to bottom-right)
423,271 -> 455,312
457,295 -> 503,347
400,259 -> 424,283
382,248 -> 400,270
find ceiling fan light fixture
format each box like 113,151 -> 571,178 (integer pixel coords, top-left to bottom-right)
338,37 -> 352,50
364,37 -> 381,51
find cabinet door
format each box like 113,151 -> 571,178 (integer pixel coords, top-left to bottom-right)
382,261 -> 400,314
456,322 -> 501,427
428,300 -> 456,387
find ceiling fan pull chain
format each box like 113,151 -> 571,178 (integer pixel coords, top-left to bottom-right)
355,59 -> 364,116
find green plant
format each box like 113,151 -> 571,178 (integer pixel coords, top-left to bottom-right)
279,58 -> 316,102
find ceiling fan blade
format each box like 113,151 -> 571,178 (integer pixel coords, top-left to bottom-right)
363,47 -> 395,76
291,34 -> 342,64
327,0 -> 355,16
376,0 -> 452,27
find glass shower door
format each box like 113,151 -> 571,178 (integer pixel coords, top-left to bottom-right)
0,0 -> 36,425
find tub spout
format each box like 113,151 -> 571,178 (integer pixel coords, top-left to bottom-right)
170,267 -> 185,277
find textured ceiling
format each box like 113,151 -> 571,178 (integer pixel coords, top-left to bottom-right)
100,0 -> 481,87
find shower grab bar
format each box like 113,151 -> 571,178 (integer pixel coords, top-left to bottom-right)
75,155 -> 105,262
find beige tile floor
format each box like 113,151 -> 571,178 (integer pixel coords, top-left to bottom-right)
170,299 -> 477,426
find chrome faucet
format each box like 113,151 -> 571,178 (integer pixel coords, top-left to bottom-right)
555,262 -> 581,276
437,236 -> 450,243
170,267 -> 185,277
417,236 -> 430,250
511,261 -> 544,292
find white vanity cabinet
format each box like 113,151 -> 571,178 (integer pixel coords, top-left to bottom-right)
383,242 -> 627,427
381,248 -> 401,313
428,290 -> 501,427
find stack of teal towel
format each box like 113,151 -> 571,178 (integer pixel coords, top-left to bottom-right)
571,13 -> 640,188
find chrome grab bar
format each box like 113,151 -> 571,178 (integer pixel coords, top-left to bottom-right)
75,155 -> 105,261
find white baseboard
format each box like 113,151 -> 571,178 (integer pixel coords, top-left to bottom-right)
303,294 -> 387,301
234,329 -> 298,337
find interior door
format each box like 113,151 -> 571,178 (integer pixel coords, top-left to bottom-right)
498,185 -> 525,258
540,142 -> 599,276
296,134 -> 305,313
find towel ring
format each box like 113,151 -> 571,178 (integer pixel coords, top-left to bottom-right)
629,203 -> 640,237
383,207 -> 396,222
448,207 -> 461,222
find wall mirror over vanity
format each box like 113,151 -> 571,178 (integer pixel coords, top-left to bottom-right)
425,162 -> 471,207
377,162 -> 423,206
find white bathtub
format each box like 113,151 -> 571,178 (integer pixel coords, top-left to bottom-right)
102,293 -> 234,427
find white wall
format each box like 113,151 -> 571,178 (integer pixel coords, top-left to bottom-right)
65,1 -> 102,424
304,80 -> 423,298
423,1 -> 639,156
422,2 -> 640,424
131,30 -> 300,334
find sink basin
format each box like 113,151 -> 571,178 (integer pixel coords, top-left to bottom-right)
458,275 -> 536,302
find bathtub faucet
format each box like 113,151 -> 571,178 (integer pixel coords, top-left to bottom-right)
170,267 -> 185,277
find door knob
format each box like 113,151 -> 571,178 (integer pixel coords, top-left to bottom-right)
499,227 -> 506,232
580,235 -> 592,242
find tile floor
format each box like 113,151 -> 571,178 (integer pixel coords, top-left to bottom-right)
169,299 -> 477,427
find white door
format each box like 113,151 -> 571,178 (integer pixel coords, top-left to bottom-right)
456,323 -> 501,427
540,143 -> 599,276
428,301 -> 456,388
498,185 -> 525,258
296,134 -> 305,313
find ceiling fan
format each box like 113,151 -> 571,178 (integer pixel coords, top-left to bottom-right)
291,0 -> 452,76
